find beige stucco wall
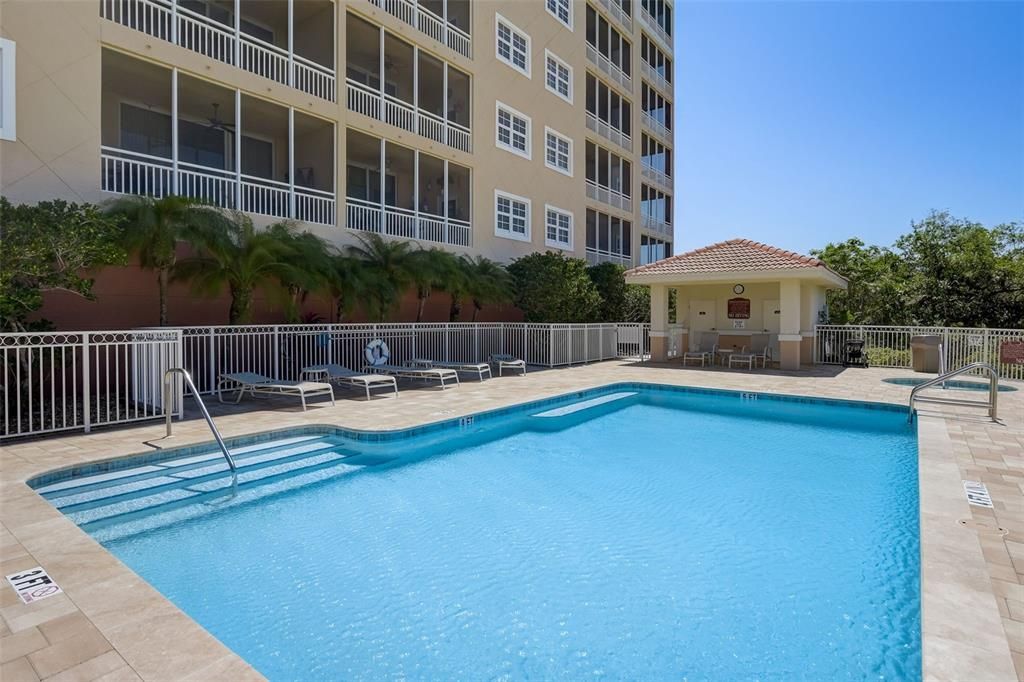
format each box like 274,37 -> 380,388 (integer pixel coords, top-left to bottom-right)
1,0 -> 670,268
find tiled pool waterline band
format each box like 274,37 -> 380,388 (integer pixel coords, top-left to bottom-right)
28,381 -> 923,680
28,382 -> 909,489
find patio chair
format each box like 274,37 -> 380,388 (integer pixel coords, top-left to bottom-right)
301,364 -> 398,400
489,353 -> 527,376
363,363 -> 460,389
682,331 -> 719,367
217,372 -> 335,411
728,334 -> 772,370
408,358 -> 492,381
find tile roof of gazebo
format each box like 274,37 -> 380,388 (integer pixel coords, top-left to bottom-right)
624,238 -> 847,287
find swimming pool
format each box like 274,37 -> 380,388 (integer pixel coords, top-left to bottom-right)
33,384 -> 921,680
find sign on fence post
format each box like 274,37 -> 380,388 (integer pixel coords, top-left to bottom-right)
999,339 -> 1024,366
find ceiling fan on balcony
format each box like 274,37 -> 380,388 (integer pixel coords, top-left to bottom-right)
205,103 -> 235,134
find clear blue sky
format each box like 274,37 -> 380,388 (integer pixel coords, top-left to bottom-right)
674,0 -> 1024,254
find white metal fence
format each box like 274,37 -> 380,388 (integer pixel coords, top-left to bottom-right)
1,324 -> 650,440
815,325 -> 1024,380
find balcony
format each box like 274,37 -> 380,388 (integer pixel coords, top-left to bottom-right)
640,59 -> 671,96
367,0 -> 471,59
586,112 -> 631,152
642,214 -> 673,238
586,44 -> 632,92
346,14 -> 471,153
586,180 -> 633,213
346,129 -> 471,247
639,7 -> 672,53
100,0 -> 336,102
100,50 -> 335,225
641,111 -> 672,144
641,163 -> 672,191
586,249 -> 632,267
594,0 -> 632,33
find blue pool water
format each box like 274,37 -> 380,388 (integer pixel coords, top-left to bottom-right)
36,386 -> 920,680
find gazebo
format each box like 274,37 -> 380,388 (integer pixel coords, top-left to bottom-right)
624,239 -> 848,370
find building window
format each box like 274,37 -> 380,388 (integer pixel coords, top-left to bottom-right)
545,205 -> 573,249
496,102 -> 531,159
0,38 -> 15,141
496,14 -> 530,77
546,0 -> 572,29
544,128 -> 572,176
640,235 -> 672,264
586,5 -> 632,78
586,207 -> 632,260
544,51 -> 573,103
495,190 -> 531,241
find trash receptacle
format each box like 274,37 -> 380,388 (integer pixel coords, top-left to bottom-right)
910,335 -> 941,373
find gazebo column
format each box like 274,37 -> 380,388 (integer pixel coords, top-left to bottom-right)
779,279 -> 802,370
649,284 -> 670,362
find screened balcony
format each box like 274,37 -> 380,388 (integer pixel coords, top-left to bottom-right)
100,0 -> 336,101
100,50 -> 336,225
346,14 -> 471,153
346,129 -> 471,247
365,0 -> 471,59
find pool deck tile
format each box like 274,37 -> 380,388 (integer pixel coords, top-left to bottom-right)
1,361 -> 1022,681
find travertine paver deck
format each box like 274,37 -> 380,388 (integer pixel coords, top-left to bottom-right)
1,361 -> 1022,681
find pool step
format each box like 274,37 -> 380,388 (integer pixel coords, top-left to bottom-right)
68,444 -> 365,530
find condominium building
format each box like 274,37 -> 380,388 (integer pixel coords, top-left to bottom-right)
0,0 -> 674,267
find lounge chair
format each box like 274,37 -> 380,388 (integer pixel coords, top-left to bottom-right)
217,372 -> 335,411
728,334 -> 772,369
363,363 -> 460,389
682,331 -> 719,367
408,359 -> 492,381
301,364 -> 398,400
489,353 -> 527,376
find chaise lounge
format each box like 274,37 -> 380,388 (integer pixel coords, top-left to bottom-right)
217,372 -> 335,411
408,358 -> 492,381
682,331 -> 719,367
301,364 -> 399,400
727,333 -> 773,369
363,363 -> 461,389
489,353 -> 527,376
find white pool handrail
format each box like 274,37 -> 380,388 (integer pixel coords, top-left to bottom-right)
163,368 -> 237,472
908,362 -> 1000,423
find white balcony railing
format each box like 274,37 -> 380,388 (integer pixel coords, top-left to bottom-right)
595,0 -> 633,32
101,147 -> 336,226
586,43 -> 632,92
367,0 -> 472,59
641,111 -> 673,144
346,80 -> 472,153
586,111 -> 632,151
639,7 -> 672,53
641,60 -> 672,96
101,0 -> 336,102
586,248 -> 633,267
586,180 -> 633,213
642,214 -> 673,238
346,197 -> 472,247
641,163 -> 672,191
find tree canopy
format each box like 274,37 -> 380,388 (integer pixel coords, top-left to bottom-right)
813,211 -> 1024,328
507,251 -> 601,323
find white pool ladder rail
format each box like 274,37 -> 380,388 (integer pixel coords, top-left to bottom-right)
163,368 -> 238,472
908,362 -> 1000,423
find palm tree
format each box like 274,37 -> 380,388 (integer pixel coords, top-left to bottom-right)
345,233 -> 418,321
265,222 -> 334,321
326,253 -> 372,323
103,195 -> 223,325
409,248 -> 461,323
463,256 -> 512,321
173,213 -> 301,324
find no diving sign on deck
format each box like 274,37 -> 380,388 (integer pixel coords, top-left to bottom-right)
6,567 -> 63,604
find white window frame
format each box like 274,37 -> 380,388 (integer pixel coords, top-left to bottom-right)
545,204 -> 574,250
495,101 -> 532,160
544,127 -> 573,177
546,0 -> 573,30
494,189 -> 532,242
0,39 -> 15,141
544,50 -> 573,104
495,14 -> 531,78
